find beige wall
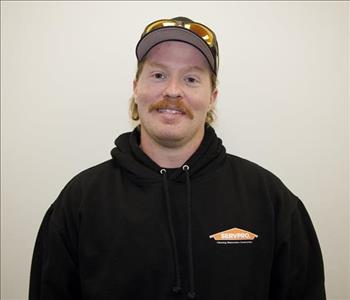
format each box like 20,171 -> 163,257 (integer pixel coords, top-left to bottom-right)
1,1 -> 349,299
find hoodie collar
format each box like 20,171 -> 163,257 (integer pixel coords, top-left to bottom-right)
111,124 -> 226,182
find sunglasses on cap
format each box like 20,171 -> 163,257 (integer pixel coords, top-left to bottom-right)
144,18 -> 217,48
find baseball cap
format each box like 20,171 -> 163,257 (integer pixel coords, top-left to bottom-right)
135,17 -> 219,75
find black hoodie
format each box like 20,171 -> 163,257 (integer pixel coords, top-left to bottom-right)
29,125 -> 326,300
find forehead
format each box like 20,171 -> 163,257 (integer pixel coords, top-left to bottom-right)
144,41 -> 211,72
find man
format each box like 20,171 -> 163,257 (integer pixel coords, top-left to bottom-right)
29,17 -> 326,299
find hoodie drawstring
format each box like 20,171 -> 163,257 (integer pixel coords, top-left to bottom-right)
183,165 -> 196,299
160,166 -> 196,299
160,169 -> 182,293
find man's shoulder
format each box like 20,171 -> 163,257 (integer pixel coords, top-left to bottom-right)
55,159 -> 115,197
73,159 -> 115,180
49,160 -> 117,214
225,153 -> 277,179
225,153 -> 298,203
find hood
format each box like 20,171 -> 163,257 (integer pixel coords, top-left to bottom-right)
110,125 -> 226,182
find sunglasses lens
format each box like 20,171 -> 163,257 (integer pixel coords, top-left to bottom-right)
185,23 -> 214,46
145,20 -> 176,33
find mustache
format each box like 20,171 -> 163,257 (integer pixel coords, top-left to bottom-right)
149,99 -> 194,119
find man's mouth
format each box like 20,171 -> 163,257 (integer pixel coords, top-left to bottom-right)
157,108 -> 185,115
149,99 -> 194,119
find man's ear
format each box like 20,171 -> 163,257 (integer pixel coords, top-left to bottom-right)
133,80 -> 138,102
210,88 -> 218,108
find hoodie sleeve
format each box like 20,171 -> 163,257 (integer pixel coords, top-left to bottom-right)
269,197 -> 326,300
29,182 -> 82,300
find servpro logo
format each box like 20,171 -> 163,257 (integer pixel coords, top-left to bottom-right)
209,227 -> 258,244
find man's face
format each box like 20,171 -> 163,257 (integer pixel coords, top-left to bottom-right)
133,41 -> 218,148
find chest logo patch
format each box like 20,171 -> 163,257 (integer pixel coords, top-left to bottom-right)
209,227 -> 258,244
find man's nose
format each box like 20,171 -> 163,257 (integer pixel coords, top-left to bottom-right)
163,78 -> 184,99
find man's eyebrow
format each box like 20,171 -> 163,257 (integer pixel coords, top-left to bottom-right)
183,66 -> 206,73
147,62 -> 168,69
147,62 -> 206,73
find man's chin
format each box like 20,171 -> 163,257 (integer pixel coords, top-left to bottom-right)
140,120 -> 195,148
153,130 -> 186,148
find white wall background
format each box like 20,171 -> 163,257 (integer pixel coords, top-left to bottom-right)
1,1 -> 348,299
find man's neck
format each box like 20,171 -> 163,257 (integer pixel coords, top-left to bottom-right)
139,128 -> 204,169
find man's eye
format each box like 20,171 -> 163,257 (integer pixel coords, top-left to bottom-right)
185,76 -> 199,84
153,72 -> 165,79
